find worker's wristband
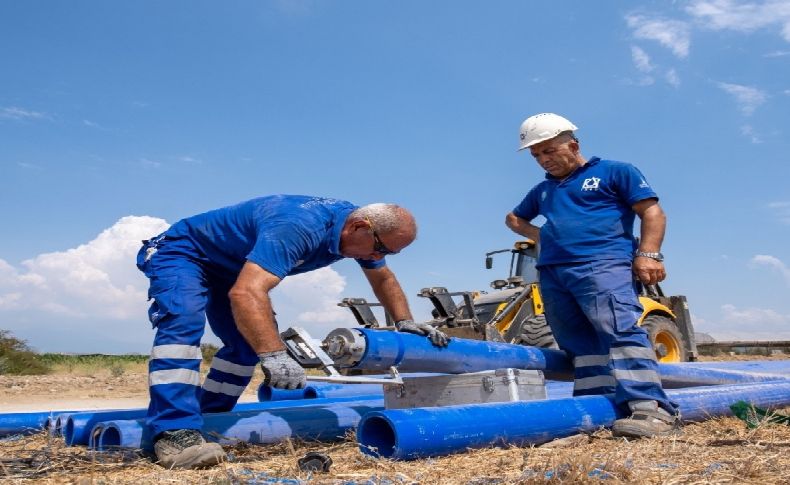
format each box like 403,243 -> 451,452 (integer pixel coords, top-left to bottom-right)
634,250 -> 664,262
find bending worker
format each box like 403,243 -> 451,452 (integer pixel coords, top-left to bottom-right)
505,113 -> 680,438
136,195 -> 449,469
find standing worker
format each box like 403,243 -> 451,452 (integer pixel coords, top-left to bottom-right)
505,113 -> 680,438
137,195 -> 449,469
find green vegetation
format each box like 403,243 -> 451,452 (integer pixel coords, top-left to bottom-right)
38,353 -> 148,375
0,329 -> 51,375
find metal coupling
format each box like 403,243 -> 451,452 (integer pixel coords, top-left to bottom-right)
322,328 -> 366,367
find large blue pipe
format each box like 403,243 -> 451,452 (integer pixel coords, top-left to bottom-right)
63,395 -> 383,446
357,380 -> 790,460
257,382 -> 383,402
348,328 -> 573,379
95,397 -> 384,451
658,362 -> 790,387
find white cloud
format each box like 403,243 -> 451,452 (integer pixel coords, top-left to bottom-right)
631,46 -> 654,72
626,14 -> 691,58
717,82 -> 767,115
0,106 -> 50,121
16,161 -> 43,170
764,50 -> 790,57
740,124 -> 762,143
767,201 -> 790,224
712,303 -> 790,339
179,156 -> 202,164
750,254 -> 790,285
686,0 -> 790,42
693,303 -> 790,340
665,68 -> 681,87
272,267 -> 350,326
0,216 -> 170,319
140,157 -> 162,168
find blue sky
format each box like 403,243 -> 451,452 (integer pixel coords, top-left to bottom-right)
2,0 -> 789,353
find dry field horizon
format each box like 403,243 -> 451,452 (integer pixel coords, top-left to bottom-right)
1,354 -> 789,484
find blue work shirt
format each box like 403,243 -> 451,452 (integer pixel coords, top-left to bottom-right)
163,195 -> 386,280
513,157 -> 658,267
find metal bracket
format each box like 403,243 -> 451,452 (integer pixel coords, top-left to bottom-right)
280,326 -> 403,385
418,287 -> 479,328
337,298 -> 392,328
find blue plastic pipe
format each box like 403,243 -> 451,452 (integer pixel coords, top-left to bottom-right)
257,381 -> 383,402
95,397 -> 384,451
349,328 -> 574,379
357,380 -> 790,460
64,395 -> 383,446
0,410 -> 78,437
658,362 -> 790,387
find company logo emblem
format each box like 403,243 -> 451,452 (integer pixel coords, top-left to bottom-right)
639,179 -> 650,189
541,191 -> 547,201
581,177 -> 601,191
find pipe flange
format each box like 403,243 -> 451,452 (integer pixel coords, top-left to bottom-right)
323,328 -> 366,367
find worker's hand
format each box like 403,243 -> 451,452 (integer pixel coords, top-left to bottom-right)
395,320 -> 450,347
633,257 -> 666,286
258,350 -> 306,389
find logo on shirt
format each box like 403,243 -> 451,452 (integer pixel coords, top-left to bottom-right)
541,191 -> 547,201
294,260 -> 304,267
639,178 -> 650,189
581,177 -> 601,191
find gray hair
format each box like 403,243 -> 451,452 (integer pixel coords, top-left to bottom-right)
351,203 -> 416,235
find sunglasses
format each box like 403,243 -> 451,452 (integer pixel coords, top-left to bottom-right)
365,217 -> 398,255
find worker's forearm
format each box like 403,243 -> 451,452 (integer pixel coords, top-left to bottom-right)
371,276 -> 412,323
638,206 -> 666,252
229,289 -> 283,354
505,213 -> 540,241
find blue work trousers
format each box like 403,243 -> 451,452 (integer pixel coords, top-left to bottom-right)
539,259 -> 678,415
136,236 -> 260,438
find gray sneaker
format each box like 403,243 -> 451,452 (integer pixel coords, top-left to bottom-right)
153,429 -> 225,469
611,400 -> 682,439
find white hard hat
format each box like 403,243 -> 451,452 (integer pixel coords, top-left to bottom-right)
518,113 -> 578,151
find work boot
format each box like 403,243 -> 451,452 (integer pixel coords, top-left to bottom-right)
153,429 -> 225,469
611,400 -> 681,439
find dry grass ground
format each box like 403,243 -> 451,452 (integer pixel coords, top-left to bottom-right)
1,355 -> 789,484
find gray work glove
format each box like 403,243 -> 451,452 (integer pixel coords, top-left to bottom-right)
395,320 -> 450,347
258,350 -> 307,390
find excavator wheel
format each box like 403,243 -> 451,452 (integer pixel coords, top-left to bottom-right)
514,314 -> 558,349
640,314 -> 688,363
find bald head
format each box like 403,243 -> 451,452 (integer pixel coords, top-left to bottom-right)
351,203 -> 417,240
340,203 -> 417,260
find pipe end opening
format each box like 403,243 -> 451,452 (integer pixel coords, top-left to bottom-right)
99,426 -> 121,450
358,416 -> 396,458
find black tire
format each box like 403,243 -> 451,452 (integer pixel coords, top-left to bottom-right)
641,314 -> 688,363
515,314 -> 558,349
